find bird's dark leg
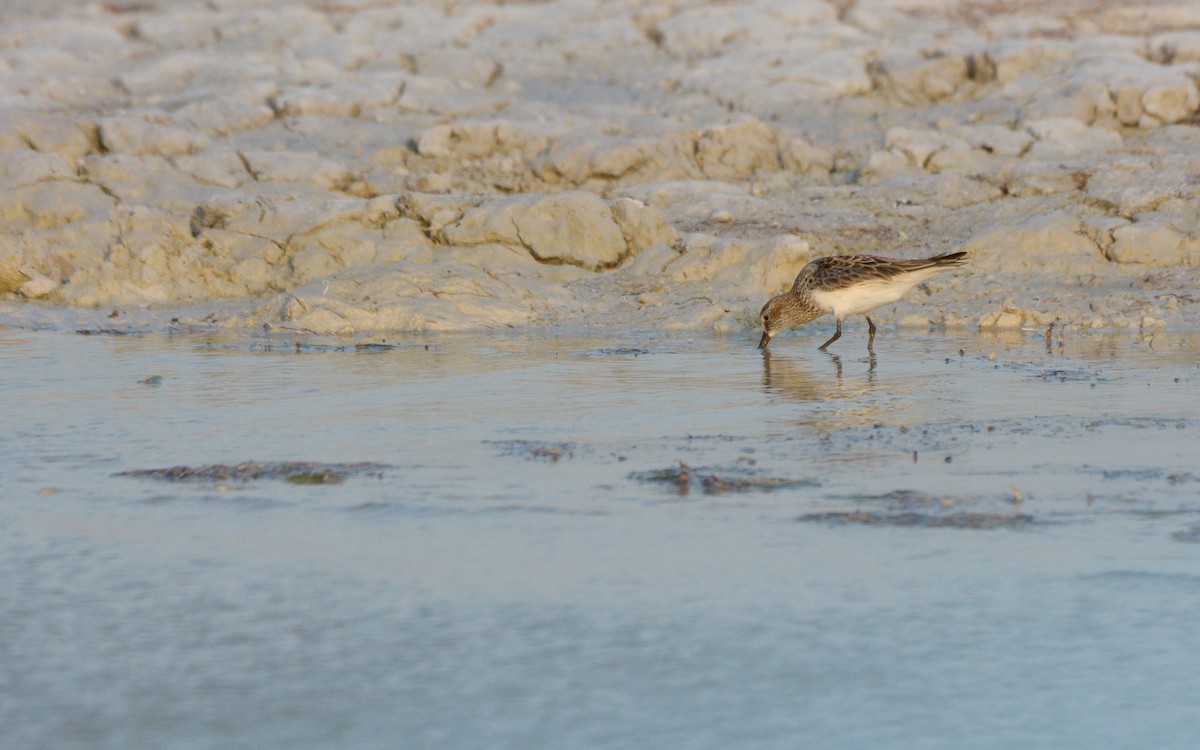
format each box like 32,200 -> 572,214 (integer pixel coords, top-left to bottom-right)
866,316 -> 876,350
818,319 -> 842,351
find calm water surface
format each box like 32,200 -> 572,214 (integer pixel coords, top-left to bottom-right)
3,326 -> 1199,750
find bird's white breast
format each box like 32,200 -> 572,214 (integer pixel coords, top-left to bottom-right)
810,271 -> 940,318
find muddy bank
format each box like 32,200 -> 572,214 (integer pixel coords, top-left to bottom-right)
2,0 -> 1199,335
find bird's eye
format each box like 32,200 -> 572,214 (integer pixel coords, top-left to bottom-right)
763,315 -> 769,324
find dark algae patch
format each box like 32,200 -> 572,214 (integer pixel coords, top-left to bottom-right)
1173,524 -> 1200,543
799,511 -> 1035,529
630,461 -> 818,496
485,440 -> 579,461
117,461 -> 388,483
800,489 -> 1034,529
285,471 -> 345,485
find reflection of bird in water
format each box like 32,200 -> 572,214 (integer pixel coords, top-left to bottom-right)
760,348 -> 829,401
758,252 -> 967,350
761,349 -> 884,434
761,348 -> 878,398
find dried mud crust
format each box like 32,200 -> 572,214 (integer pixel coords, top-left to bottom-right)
1,0 -> 1198,335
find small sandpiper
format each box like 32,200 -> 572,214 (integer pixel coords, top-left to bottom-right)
757,252 -> 967,350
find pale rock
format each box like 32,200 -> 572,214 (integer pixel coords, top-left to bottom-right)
1141,81 -> 1200,125
994,161 -> 1084,196
0,110 -> 94,158
617,180 -> 762,222
18,22 -> 138,65
1015,52 -> 1198,128
1107,216 -> 1200,266
173,150 -> 252,188
1015,70 -> 1115,125
196,229 -> 277,272
1148,31 -> 1200,63
692,118 -> 780,179
982,14 -> 1069,40
171,91 -> 277,136
664,233 -> 810,296
288,218 -> 435,282
652,6 -> 747,56
413,49 -> 504,89
10,216 -> 115,282
537,119 -> 780,186
79,154 -> 213,210
241,151 -> 353,191
395,192 -> 480,238
444,191 -> 629,270
1025,118 -> 1122,157
945,125 -> 1033,157
191,192 -> 281,238
396,74 -> 508,116
536,134 -> 665,185
1084,164 -> 1195,217
416,119 -> 544,159
117,52 -> 209,98
986,40 -> 1074,84
17,270 -> 60,299
883,127 -> 970,169
270,78 -> 404,117
926,144 -> 989,174
609,198 -> 678,253
869,50 -> 971,104
262,251 -> 569,333
0,151 -> 75,187
132,11 -> 220,49
780,136 -> 834,175
99,117 -> 210,156
863,149 -> 910,180
978,302 -> 1038,329
748,49 -> 872,103
216,7 -> 334,49
1095,5 -> 1200,35
843,2 -> 910,34
653,1 -> 835,57
286,245 -> 334,283
294,39 -> 376,71
0,182 -> 115,230
230,257 -> 273,293
958,211 -> 1104,274
0,256 -> 28,296
112,205 -> 195,240
619,243 -> 682,276
871,172 -> 1003,208
1081,216 -> 1130,253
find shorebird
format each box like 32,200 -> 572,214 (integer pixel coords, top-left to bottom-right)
757,252 -> 967,350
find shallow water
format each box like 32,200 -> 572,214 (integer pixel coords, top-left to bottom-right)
3,326 -> 1199,750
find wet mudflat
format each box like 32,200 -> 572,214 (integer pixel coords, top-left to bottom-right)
3,326 -> 1199,750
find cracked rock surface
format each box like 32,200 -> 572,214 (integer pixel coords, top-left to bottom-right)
1,0 -> 1198,334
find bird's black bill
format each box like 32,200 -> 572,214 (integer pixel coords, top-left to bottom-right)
758,332 -> 771,349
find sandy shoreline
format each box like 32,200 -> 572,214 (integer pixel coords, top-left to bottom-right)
2,0 -> 1198,335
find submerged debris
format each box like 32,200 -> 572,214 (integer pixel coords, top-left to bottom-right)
799,511 -> 1035,529
630,461 -> 817,496
1173,524 -> 1200,543
116,461 -> 388,483
76,328 -> 142,336
485,440 -> 577,461
285,471 -> 344,485
579,347 -> 653,358
801,488 -> 1035,529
